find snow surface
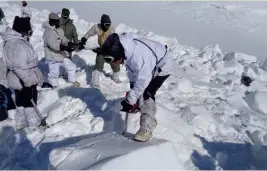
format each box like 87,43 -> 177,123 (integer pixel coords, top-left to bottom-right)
1,2 -> 267,170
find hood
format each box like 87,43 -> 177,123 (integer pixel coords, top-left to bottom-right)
118,33 -> 137,61
0,25 -> 8,33
42,21 -> 55,29
60,18 -> 73,25
0,26 -> 24,42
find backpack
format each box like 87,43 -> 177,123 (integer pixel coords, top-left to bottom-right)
0,84 -> 16,121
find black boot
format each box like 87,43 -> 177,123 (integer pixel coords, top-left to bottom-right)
41,82 -> 54,89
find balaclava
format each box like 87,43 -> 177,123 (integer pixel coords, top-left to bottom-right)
100,14 -> 111,32
101,33 -> 125,63
22,1 -> 27,7
61,8 -> 70,19
48,12 -> 60,29
12,16 -> 32,41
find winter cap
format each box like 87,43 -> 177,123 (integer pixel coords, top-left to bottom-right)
12,16 -> 32,35
49,12 -> 60,20
61,8 -> 70,17
22,1 -> 27,6
101,33 -> 125,63
101,14 -> 111,24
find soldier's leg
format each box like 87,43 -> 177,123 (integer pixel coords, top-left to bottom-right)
110,62 -> 121,83
92,54 -> 105,87
47,60 -> 61,88
63,58 -> 80,86
22,85 -> 42,129
14,89 -> 27,130
135,75 -> 170,141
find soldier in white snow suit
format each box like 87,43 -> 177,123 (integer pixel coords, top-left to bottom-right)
42,12 -> 80,88
21,1 -> 32,19
0,16 -> 44,130
78,14 -> 121,87
94,33 -> 173,142
0,57 -> 8,87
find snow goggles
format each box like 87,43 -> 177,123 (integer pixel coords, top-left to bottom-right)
62,15 -> 69,19
103,56 -> 115,63
22,30 -> 33,37
103,23 -> 111,28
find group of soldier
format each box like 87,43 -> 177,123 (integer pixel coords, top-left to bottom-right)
0,1 -> 173,142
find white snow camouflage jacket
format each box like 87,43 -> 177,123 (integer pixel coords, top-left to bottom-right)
0,27 -> 44,90
119,33 -> 173,104
42,21 -> 69,62
21,6 -> 32,18
0,57 -> 7,87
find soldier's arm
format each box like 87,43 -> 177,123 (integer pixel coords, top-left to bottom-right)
72,25 -> 79,44
83,24 -> 97,39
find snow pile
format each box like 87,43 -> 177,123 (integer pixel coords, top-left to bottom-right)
49,133 -> 184,170
244,91 -> 267,115
0,2 -> 267,170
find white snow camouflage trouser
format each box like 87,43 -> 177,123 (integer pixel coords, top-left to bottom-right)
138,97 -> 157,132
14,85 -> 42,130
47,58 -> 76,87
92,69 -> 101,86
15,107 -> 42,129
135,75 -> 170,132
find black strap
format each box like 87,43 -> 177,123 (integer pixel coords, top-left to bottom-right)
126,64 -> 134,73
134,39 -> 167,66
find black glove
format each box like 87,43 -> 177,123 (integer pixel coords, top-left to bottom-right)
92,47 -> 100,53
68,42 -> 74,48
80,37 -> 87,45
78,37 -> 87,50
121,99 -> 137,113
60,44 -> 74,52
60,44 -> 68,51
92,47 -> 107,56
41,82 -> 53,89
67,42 -> 75,52
78,44 -> 84,50
92,47 -> 102,54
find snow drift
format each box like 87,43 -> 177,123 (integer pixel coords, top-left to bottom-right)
1,2 -> 267,170
49,133 -> 184,170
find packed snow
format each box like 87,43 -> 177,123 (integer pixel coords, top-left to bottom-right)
1,2 -> 267,170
